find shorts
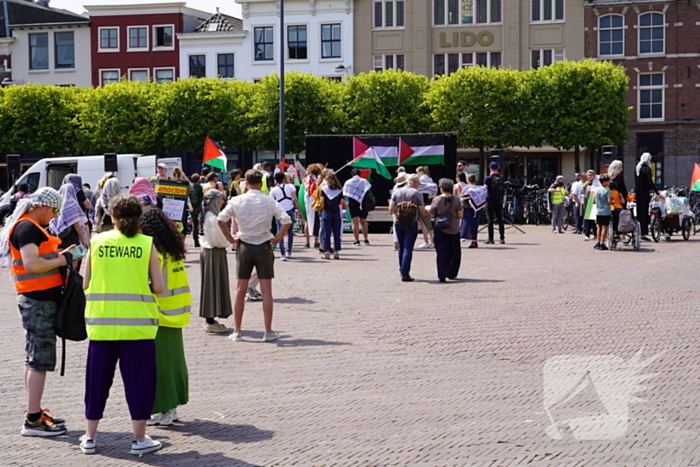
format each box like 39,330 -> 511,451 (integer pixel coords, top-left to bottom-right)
236,240 -> 275,280
596,215 -> 611,226
348,198 -> 368,219
419,213 -> 433,231
18,295 -> 57,372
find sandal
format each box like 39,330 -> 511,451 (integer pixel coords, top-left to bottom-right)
334,253 -> 340,260
324,252 -> 331,259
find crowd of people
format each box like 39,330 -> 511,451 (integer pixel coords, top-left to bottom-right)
0,151 -> 666,456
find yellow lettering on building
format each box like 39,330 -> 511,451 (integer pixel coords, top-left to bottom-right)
477,31 -> 494,46
440,32 -> 451,47
461,32 -> 476,47
441,30 -> 495,48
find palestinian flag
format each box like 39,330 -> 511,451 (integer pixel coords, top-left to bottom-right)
399,136 -> 445,166
349,146 -> 392,179
691,162 -> 700,192
203,137 -> 227,171
353,137 -> 399,167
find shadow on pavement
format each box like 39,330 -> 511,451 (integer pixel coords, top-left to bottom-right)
274,338 -> 352,347
176,420 -> 274,445
275,297 -> 315,304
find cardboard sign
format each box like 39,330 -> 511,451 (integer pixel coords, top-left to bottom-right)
150,179 -> 189,200
162,198 -> 186,221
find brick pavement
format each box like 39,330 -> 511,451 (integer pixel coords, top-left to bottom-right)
1,226 -> 699,466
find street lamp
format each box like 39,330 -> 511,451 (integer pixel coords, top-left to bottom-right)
279,0 -> 285,162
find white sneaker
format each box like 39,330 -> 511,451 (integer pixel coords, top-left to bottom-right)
245,289 -> 263,302
428,243 -> 434,248
263,332 -> 280,342
280,255 -> 287,261
286,251 -> 292,258
146,411 -> 172,426
170,408 -> 178,422
130,435 -> 162,455
418,243 -> 430,249
229,332 -> 243,342
79,435 -> 96,454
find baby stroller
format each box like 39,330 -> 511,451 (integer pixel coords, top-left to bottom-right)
607,202 -> 640,250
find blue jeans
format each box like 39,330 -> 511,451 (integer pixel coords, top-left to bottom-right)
322,214 -> 342,252
277,209 -> 295,255
395,222 -> 418,278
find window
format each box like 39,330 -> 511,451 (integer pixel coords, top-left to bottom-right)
434,0 -> 501,24
189,55 -> 206,78
638,73 -> 664,121
321,24 -> 341,59
129,69 -> 149,81
374,1 -> 405,28
100,69 -> 120,86
531,49 -> 564,69
29,33 -> 48,70
373,54 -> 405,71
288,25 -> 307,59
128,26 -> 148,50
598,15 -> 623,57
434,52 -> 500,75
154,25 -> 173,48
154,68 -> 174,83
639,12 -> 664,55
254,27 -> 274,61
217,53 -> 234,78
531,0 -> 563,22
54,31 -> 74,69
99,27 -> 119,51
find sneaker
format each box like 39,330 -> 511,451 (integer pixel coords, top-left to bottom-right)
461,238 -> 468,242
204,321 -> 228,333
558,230 -> 564,234
170,408 -> 179,422
428,243 -> 435,248
79,435 -> 96,454
280,255 -> 287,261
286,251 -> 292,258
41,409 -> 64,426
245,289 -> 263,302
594,242 -> 601,250
147,411 -> 172,427
485,239 -> 495,245
304,243 -> 310,249
352,241 -> 360,246
263,332 -> 280,342
21,415 -> 66,437
130,435 -> 162,455
364,240 -> 370,244
229,332 -> 243,342
584,235 -> 591,241
599,244 -> 609,250
499,239 -> 505,244
418,243 -> 431,249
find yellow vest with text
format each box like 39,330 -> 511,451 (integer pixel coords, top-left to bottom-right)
261,174 -> 270,195
85,231 -> 158,341
155,252 -> 191,328
551,186 -> 567,204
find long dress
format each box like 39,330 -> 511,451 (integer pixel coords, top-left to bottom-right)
198,211 -> 232,319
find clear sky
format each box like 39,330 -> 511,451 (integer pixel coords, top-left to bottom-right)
50,0 -> 242,18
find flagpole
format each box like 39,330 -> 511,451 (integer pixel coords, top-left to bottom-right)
279,0 -> 285,163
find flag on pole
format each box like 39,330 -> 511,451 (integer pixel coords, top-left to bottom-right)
399,136 -> 445,166
691,162 -> 700,192
349,144 -> 392,179
203,137 -> 227,171
293,155 -> 307,187
353,137 -> 399,166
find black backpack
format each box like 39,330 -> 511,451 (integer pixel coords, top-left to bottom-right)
54,264 -> 87,376
363,189 -> 376,212
489,174 -> 505,201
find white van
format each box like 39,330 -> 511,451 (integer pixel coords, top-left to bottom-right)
0,154 -> 182,222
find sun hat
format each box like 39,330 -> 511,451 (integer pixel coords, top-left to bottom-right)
395,174 -> 407,187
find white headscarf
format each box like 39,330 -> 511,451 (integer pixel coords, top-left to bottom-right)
636,153 -> 652,177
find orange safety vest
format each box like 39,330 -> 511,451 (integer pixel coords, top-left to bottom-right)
9,215 -> 63,294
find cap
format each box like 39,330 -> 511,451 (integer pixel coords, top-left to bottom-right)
556,175 -> 564,181
395,174 -> 407,186
157,162 -> 167,169
489,161 -> 499,170
31,187 -> 62,210
396,166 -> 406,173
408,174 -> 421,184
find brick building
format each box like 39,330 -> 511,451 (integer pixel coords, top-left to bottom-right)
585,0 -> 700,187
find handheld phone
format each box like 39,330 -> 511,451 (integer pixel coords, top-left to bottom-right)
65,244 -> 88,261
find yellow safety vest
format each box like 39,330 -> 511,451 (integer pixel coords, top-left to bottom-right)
551,186 -> 567,204
155,252 -> 191,328
85,231 -> 158,341
261,174 -> 270,195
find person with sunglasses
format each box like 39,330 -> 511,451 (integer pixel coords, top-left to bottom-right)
0,187 -> 75,437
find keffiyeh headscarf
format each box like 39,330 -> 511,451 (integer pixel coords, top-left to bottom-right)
50,184 -> 88,237
62,174 -> 83,194
101,178 -> 121,216
129,177 -> 157,206
199,189 -> 223,226
636,153 -> 652,177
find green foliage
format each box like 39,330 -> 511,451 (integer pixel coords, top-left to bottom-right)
343,70 -> 432,135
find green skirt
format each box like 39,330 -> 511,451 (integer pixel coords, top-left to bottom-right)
152,326 -> 189,414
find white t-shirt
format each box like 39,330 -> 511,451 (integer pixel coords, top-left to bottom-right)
270,183 -> 296,212
570,181 -> 583,203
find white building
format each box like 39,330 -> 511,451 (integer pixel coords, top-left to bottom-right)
177,0 -> 354,81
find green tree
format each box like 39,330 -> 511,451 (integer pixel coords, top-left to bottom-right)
342,69 -> 432,134
74,80 -> 157,154
0,84 -> 79,156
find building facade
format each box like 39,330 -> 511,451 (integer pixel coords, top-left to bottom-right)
585,0 -> 700,188
85,2 -> 210,86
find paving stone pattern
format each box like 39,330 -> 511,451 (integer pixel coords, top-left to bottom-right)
0,227 -> 699,466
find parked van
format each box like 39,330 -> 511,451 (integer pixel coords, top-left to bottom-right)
0,154 -> 182,223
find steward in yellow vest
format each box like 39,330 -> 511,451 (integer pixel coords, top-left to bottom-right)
155,252 -> 191,328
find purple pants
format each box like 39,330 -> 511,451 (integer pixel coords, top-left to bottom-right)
85,340 -> 156,421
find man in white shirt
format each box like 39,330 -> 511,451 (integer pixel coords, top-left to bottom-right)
218,170 -> 291,342
570,173 -> 584,234
270,172 -> 300,261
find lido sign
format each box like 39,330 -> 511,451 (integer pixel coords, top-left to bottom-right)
439,30 -> 494,48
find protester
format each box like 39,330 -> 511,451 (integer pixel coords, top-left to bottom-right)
82,183 -> 94,230
320,169 -> 343,260
635,153 -> 658,242
593,174 -> 612,250
608,160 -> 628,243
129,177 -> 158,207
570,173 -> 584,234
228,169 -> 242,198
270,172 -> 300,261
1,188 -> 70,437
581,170 -> 599,241
202,172 -> 223,195
151,163 -> 170,181
260,162 -> 275,196
81,194 -> 164,455
96,177 -> 120,232
13,183 -> 30,200
63,175 -> 91,210
456,160 -> 466,176
198,189 -> 232,333
484,162 -> 506,244
140,207 -> 191,428
461,173 -> 487,248
303,163 -> 323,249
189,174 -> 203,248
90,174 -> 114,230
50,183 -> 90,253
389,174 -> 429,282
217,170 -> 291,343
548,175 -> 568,234
430,178 -> 463,282
415,166 -> 436,249
343,168 -> 372,246
454,172 -> 468,199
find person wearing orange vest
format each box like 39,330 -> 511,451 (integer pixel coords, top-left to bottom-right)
80,194 -> 165,456
0,187 -> 72,437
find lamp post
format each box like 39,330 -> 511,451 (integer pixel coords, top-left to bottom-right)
279,0 -> 285,162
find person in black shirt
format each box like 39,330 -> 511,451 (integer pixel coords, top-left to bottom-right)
484,162 -> 505,244
635,153 -> 659,241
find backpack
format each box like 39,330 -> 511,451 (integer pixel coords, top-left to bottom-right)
395,190 -> 418,225
488,174 -> 505,201
54,264 -> 87,376
363,188 -> 376,212
617,209 -> 635,234
311,186 -> 325,212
